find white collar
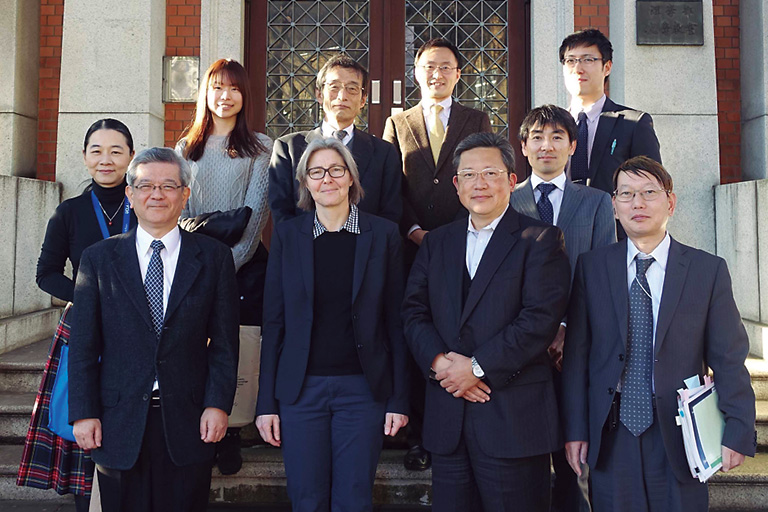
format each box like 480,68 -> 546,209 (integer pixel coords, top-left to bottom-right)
468,204 -> 509,234
321,121 -> 354,139
571,94 -> 607,122
420,96 -> 453,114
530,171 -> 567,192
626,232 -> 671,272
136,224 -> 181,256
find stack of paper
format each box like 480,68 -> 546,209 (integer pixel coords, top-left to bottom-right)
675,374 -> 726,483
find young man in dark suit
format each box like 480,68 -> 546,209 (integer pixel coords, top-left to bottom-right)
69,148 -> 240,511
510,104 -> 615,512
560,29 -> 662,194
383,38 -> 491,470
402,133 -> 571,511
562,157 -> 757,511
269,54 -> 402,225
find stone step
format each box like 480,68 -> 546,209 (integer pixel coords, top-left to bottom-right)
0,309 -> 60,356
758,400 -> 768,449
0,392 -> 35,443
0,445 -> 70,501
748,356 -> 768,401
0,339 -> 49,393
709,452 -> 768,509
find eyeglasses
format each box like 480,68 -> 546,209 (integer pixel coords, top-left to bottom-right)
308,165 -> 348,180
133,182 -> 184,194
324,82 -> 363,96
418,64 -> 459,74
456,168 -> 508,182
613,188 -> 669,202
562,57 -> 603,68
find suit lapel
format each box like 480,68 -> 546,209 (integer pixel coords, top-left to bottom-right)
305,127 -> 323,144
607,239 -> 630,350
351,215 -> 372,304
443,221 -> 467,327
164,230 -> 203,324
590,98 -> 620,178
298,214 -> 315,301
350,128 -> 373,180
111,230 -> 154,332
654,238 -> 689,356
404,106 -> 435,173
511,179 -> 539,220
436,103 -> 468,175
460,209 -> 520,327
557,179 -> 584,233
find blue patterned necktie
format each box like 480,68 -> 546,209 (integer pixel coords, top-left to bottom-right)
145,240 -> 165,339
536,183 -> 557,225
571,111 -> 589,182
620,256 -> 655,436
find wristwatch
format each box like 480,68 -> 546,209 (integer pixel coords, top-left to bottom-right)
471,356 -> 485,378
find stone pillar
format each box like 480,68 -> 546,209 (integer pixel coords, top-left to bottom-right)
200,0 -> 245,71
0,0 -> 39,177
611,0 -> 719,253
741,0 -> 768,181
56,0 -> 165,199
530,1 -> 574,108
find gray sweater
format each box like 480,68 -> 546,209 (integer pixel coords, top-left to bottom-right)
177,133 -> 273,271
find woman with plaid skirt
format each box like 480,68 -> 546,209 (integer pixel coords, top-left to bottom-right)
17,119 -> 137,511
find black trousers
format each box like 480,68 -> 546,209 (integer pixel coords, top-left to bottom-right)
96,405 -> 213,512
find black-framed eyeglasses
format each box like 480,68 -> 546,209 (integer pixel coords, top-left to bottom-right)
133,183 -> 184,194
308,165 -> 348,180
562,57 -> 603,67
613,188 -> 669,202
418,64 -> 459,74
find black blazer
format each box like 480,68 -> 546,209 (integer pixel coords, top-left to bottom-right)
587,97 -> 662,194
562,238 -> 757,481
68,228 -> 240,470
402,207 -> 571,458
256,211 -> 409,416
268,127 -> 402,225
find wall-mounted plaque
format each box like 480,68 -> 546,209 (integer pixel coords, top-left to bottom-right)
637,0 -> 704,46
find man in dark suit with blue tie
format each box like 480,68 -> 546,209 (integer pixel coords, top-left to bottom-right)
510,104 -> 615,512
562,156 -> 757,511
69,148 -> 240,511
269,54 -> 402,225
560,29 -> 662,195
403,132 -> 571,511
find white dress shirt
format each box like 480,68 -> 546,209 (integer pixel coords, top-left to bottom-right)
321,121 -> 355,146
570,94 -> 607,168
618,232 -> 670,391
135,225 -> 182,390
465,205 -> 509,279
530,172 -> 567,225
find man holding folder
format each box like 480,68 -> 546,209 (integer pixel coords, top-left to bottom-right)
561,156 -> 756,511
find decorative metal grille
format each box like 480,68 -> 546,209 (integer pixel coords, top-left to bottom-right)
266,1 -> 370,140
405,1 -> 509,136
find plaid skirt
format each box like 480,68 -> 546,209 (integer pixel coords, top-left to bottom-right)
16,304 -> 93,496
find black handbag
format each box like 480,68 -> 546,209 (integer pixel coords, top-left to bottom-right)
178,207 -> 252,247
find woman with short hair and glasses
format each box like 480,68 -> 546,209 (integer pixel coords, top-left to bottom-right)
255,137 -> 409,511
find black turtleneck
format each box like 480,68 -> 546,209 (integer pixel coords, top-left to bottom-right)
36,179 -> 137,302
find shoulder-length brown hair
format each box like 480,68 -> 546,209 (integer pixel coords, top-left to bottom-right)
179,58 -> 267,161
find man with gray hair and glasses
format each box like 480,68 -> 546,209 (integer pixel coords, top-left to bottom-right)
69,147 -> 239,511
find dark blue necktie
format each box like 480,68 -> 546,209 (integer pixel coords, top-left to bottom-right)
620,256 -> 655,436
571,111 -> 589,182
536,183 -> 557,225
145,240 -> 165,339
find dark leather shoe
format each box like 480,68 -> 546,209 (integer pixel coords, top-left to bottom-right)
403,445 -> 431,471
216,430 -> 243,475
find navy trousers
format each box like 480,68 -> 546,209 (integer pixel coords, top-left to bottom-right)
279,374 -> 386,512
431,412 -> 551,512
591,409 -> 708,512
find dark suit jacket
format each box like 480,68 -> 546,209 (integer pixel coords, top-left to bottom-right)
268,127 -> 402,225
256,211 -> 409,416
586,97 -> 662,194
562,238 -> 757,481
69,228 -> 240,470
383,102 -> 492,234
509,177 -> 616,279
402,207 -> 571,457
